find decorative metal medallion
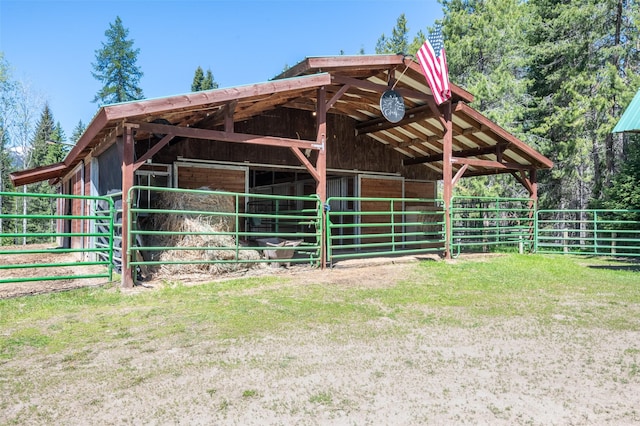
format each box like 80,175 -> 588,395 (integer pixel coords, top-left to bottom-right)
380,89 -> 405,123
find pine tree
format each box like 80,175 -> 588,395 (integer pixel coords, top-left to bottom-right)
437,0 -> 533,198
602,134 -> 640,213
527,0 -> 640,209
71,120 -> 86,143
191,66 -> 204,92
203,69 -> 217,90
191,66 -> 218,91
92,16 -> 144,104
26,105 -> 65,240
375,14 -> 410,54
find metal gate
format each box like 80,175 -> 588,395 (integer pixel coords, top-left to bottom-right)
0,192 -> 115,285
450,196 -> 535,256
325,196 -> 446,264
536,209 -> 640,257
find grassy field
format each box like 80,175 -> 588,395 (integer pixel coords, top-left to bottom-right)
1,254 -> 639,425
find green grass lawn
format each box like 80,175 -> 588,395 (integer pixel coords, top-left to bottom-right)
1,254 -> 638,359
1,253 -> 639,425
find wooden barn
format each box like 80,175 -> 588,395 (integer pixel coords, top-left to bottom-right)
10,54 -> 553,286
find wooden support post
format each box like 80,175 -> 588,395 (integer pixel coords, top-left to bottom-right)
443,102 -> 453,259
528,169 -> 538,250
316,87 -> 327,268
121,124 -> 135,288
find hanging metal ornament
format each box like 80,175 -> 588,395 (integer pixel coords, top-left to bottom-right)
380,89 -> 405,123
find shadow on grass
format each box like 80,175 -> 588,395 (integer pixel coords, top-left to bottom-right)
586,257 -> 640,273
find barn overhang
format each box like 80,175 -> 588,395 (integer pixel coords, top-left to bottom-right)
11,54 -> 552,190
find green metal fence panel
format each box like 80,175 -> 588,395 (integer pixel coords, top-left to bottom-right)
326,196 -> 446,264
0,191 -> 115,285
126,186 -> 322,278
451,196 -> 535,256
536,209 -> 640,257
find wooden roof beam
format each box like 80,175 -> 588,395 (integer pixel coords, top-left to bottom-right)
356,105 -> 436,135
454,102 -> 553,169
105,73 -> 333,121
131,121 -> 321,150
397,134 -> 441,148
403,143 -> 509,166
451,157 -> 530,171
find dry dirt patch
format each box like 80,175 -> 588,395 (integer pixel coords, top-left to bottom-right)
0,244 -> 109,298
2,253 -> 639,424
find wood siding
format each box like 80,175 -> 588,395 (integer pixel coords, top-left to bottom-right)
176,165 -> 247,192
360,177 -> 404,244
153,108 -> 438,182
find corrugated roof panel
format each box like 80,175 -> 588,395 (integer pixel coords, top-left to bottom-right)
613,88 -> 640,133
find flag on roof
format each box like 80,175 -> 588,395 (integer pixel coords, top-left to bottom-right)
416,24 -> 451,105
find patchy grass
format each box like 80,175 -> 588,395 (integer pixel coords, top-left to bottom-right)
1,254 -> 639,424
1,255 -> 638,359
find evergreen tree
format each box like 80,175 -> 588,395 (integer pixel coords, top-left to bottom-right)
375,14 -> 410,54
191,66 -> 204,92
527,0 -> 640,210
601,133 -> 640,214
92,16 -> 144,104
203,69 -> 216,90
191,66 -> 218,91
21,105 -> 67,241
597,132 -> 640,236
441,0 -> 533,199
71,120 -> 86,143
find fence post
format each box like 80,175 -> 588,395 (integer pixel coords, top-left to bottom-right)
611,231 -> 617,255
593,211 -> 599,255
563,229 -> 569,254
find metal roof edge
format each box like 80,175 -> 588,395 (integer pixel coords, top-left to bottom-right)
613,87 -> 640,133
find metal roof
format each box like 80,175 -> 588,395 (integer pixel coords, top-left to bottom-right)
613,87 -> 640,133
11,54 -> 552,187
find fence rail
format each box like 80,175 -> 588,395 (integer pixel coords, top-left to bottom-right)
0,191 -> 115,285
536,209 -> 640,257
126,186 -> 323,280
450,196 -> 535,256
2,188 -> 639,289
326,196 -> 446,264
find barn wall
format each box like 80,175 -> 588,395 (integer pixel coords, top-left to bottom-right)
153,108 -> 438,182
175,164 -> 247,192
359,176 -> 404,244
405,180 -> 436,199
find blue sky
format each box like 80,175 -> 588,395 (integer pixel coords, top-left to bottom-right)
0,0 -> 442,139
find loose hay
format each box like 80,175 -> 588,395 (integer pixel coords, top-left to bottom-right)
143,188 -> 263,277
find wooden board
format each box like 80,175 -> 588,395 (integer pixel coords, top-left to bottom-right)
176,165 -> 247,192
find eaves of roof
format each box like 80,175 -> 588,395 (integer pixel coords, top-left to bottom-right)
11,54 -> 552,187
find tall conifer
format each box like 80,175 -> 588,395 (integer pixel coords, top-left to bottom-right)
92,16 -> 144,104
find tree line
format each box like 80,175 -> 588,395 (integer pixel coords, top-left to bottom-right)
1,2 -> 639,234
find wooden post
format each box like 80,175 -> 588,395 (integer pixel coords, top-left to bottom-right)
528,169 -> 538,251
316,87 -> 327,268
121,124 -> 135,288
443,102 -> 453,259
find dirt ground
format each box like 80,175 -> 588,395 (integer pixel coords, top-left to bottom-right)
0,243 -> 441,298
0,244 -> 109,298
2,250 -> 639,425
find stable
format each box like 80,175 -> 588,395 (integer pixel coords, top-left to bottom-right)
11,54 -> 553,287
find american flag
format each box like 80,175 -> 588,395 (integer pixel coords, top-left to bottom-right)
416,24 -> 451,105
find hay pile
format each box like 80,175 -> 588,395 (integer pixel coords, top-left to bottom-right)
146,188 -> 262,277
